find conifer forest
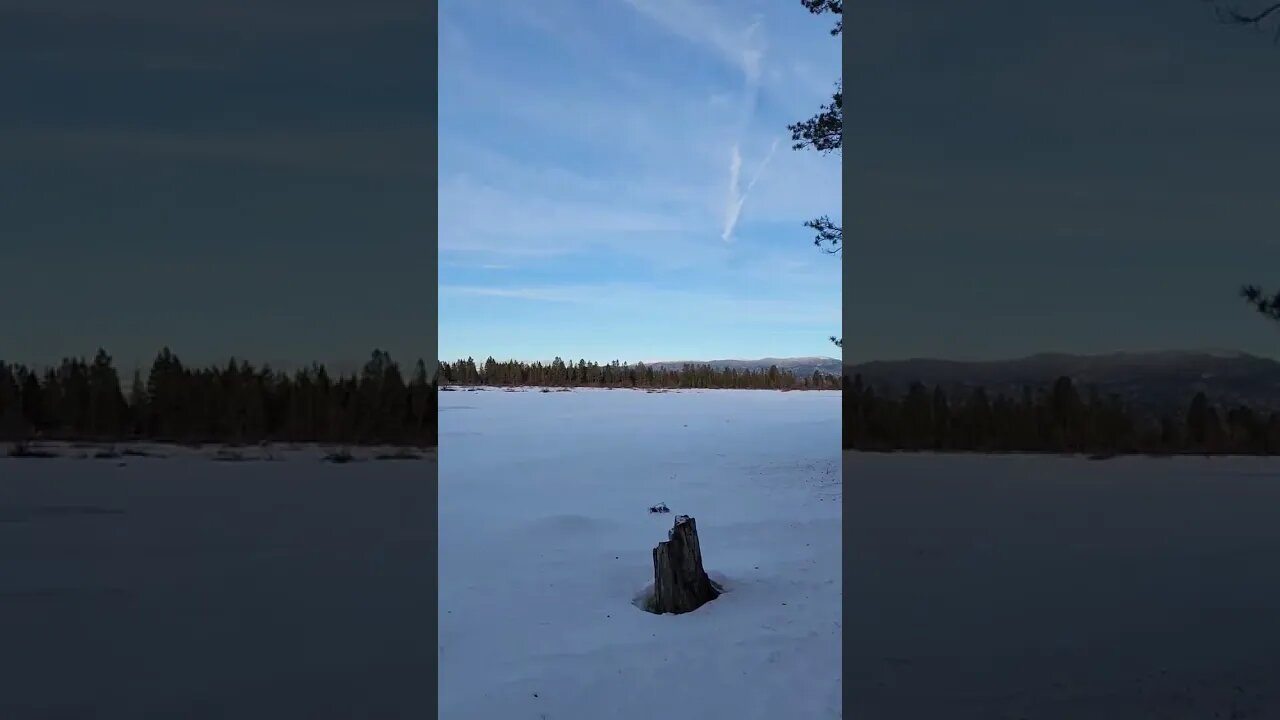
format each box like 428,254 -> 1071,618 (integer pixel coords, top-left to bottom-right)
0,349 -> 437,446
8,350 -> 1274,456
438,357 -> 843,390
844,374 -> 1280,455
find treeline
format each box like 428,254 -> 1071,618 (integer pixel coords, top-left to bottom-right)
845,374 -> 1280,455
0,349 -> 437,446
439,356 -> 842,390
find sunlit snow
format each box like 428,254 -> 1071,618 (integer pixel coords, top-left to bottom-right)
438,387 -> 843,720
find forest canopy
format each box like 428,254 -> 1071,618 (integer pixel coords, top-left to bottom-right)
0,349 -> 437,446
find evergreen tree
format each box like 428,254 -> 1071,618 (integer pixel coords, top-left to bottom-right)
0,348 -> 437,446
0,363 -> 24,437
840,374 -> 1279,456
128,369 -> 147,435
20,368 -> 45,433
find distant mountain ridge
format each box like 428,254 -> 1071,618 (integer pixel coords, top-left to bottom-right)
648,357 -> 842,378
847,350 -> 1280,413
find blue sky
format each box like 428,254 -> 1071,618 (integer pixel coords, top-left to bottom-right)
1,0 -> 432,372
849,0 -> 1280,363
438,0 -> 842,364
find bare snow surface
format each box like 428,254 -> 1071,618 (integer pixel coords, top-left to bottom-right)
9,388 -> 1280,719
850,451 -> 1280,720
0,443 -> 434,719
438,387 -> 843,720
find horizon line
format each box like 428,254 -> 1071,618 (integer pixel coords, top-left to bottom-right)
846,348 -> 1276,365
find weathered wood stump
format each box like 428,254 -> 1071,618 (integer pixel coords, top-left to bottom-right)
649,514 -> 720,614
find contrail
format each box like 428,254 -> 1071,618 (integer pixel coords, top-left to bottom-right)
721,144 -> 744,242
721,136 -> 781,243
745,136 -> 780,195
719,15 -> 772,244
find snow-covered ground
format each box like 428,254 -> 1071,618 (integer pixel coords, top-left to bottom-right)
849,451 -> 1280,720
439,387 -> 843,720
15,398 -> 1273,718
0,442 -> 435,719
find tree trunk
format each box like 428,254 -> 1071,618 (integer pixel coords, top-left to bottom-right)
650,515 -> 720,614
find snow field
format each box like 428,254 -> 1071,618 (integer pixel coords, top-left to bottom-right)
439,388 -> 843,720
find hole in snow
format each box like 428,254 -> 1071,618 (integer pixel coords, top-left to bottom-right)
631,575 -> 729,615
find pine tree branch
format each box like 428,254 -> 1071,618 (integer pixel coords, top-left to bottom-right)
792,0 -> 843,349
801,0 -> 843,36
788,83 -> 842,154
1241,284 -> 1280,321
1211,1 -> 1280,41
805,216 -> 842,254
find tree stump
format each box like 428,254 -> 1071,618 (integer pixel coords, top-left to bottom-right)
650,514 -> 720,614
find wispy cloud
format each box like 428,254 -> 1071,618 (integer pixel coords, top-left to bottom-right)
441,282 -> 839,326
438,172 -> 695,257
441,286 -> 588,303
622,0 -> 765,82
439,0 -> 841,359
619,2 -> 785,245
